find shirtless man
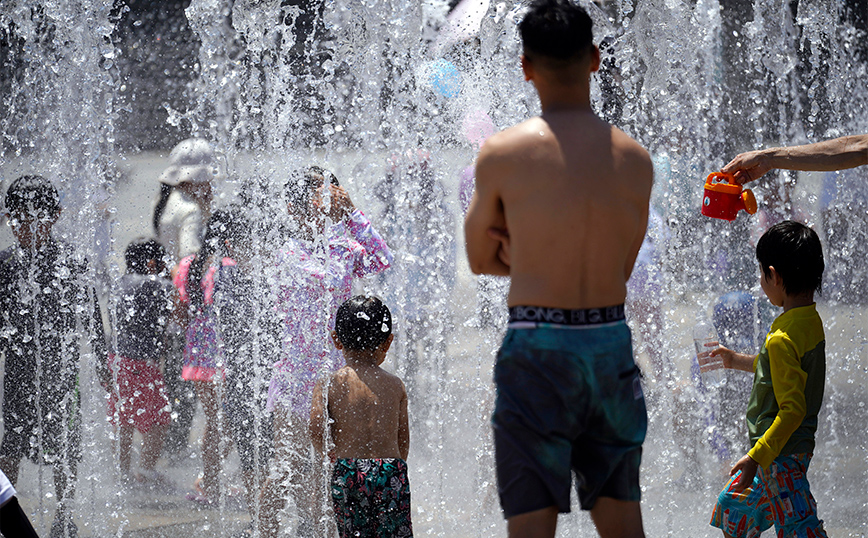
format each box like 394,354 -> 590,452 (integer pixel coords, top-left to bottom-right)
464,2 -> 652,537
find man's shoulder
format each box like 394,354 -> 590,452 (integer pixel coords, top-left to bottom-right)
609,127 -> 652,168
480,118 -> 545,155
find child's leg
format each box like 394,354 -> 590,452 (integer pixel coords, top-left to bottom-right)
140,423 -> 168,472
259,407 -> 318,538
260,409 -> 292,538
194,380 -> 223,498
119,424 -> 134,476
761,455 -> 828,538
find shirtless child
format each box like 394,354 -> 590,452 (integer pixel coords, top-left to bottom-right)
310,296 -> 412,538
464,1 -> 653,537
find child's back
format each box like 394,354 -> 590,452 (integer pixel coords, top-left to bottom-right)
328,363 -> 407,460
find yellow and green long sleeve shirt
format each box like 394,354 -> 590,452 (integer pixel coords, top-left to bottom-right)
746,303 -> 826,469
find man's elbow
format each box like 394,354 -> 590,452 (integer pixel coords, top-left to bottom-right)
856,134 -> 868,164
468,256 -> 487,275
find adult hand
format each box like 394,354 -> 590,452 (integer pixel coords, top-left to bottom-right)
722,150 -> 774,185
487,227 -> 511,268
729,454 -> 759,493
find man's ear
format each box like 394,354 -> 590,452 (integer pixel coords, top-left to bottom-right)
589,45 -> 601,73
521,54 -> 534,82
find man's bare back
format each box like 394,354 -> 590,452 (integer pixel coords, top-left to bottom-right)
324,363 -> 409,460
466,109 -> 652,309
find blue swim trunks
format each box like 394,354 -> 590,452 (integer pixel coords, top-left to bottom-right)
493,307 -> 647,517
711,453 -> 827,538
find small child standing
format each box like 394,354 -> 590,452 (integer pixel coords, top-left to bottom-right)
700,220 -> 828,537
310,296 -> 412,538
109,238 -> 173,484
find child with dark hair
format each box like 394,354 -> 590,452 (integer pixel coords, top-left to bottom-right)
309,296 -> 412,538
0,174 -> 110,538
172,210 -> 238,503
700,220 -> 828,537
109,237 -> 173,485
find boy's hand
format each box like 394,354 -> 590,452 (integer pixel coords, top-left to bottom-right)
707,346 -> 757,373
729,454 -> 759,493
697,344 -> 726,372
487,227 -> 511,268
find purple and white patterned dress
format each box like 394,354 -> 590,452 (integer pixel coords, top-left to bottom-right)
267,209 -> 392,416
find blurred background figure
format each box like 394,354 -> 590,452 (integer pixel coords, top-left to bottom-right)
153,138 -> 221,465
172,210 -> 236,504
109,238 -> 173,487
211,205 -> 275,535
260,166 -> 392,538
375,150 -> 456,398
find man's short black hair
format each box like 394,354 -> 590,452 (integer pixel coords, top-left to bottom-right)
756,220 -> 824,296
4,175 -> 61,215
519,0 -> 594,61
335,296 -> 392,351
125,237 -> 167,275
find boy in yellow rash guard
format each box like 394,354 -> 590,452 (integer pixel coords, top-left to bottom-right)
699,220 -> 828,538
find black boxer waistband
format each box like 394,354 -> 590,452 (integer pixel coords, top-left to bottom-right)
508,304 -> 626,326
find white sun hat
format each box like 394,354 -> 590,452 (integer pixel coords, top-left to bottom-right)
158,138 -> 223,186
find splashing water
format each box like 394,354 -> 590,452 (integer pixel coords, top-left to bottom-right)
0,1 -> 867,536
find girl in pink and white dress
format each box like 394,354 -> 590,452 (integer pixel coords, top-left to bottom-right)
260,167 -> 392,538
173,211 -> 237,503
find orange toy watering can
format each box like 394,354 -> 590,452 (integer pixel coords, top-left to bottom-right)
701,172 -> 757,221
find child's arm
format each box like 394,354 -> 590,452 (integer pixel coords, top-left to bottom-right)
343,210 -> 393,278
310,379 -> 329,458
398,382 -> 409,461
89,288 -> 112,391
705,346 -> 755,372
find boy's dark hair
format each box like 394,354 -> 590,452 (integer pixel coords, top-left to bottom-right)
284,166 -> 340,208
335,296 -> 392,351
756,220 -> 824,296
519,0 -> 593,62
4,175 -> 61,216
125,237 -> 167,275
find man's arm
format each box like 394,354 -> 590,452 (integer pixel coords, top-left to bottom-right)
723,134 -> 868,185
464,140 -> 510,276
622,152 -> 653,281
